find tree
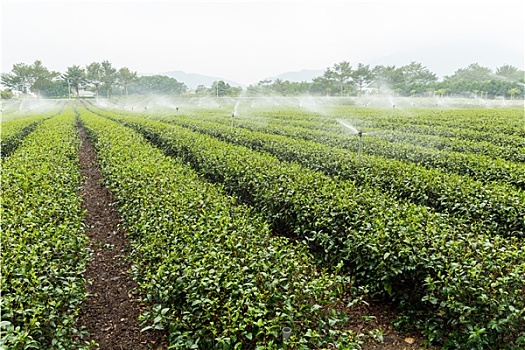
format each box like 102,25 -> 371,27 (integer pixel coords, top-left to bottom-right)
129,75 -> 187,95
100,60 -> 117,98
117,67 -> 138,97
311,75 -> 334,95
496,64 -> 524,81
62,65 -> 86,98
436,88 -> 447,97
247,80 -> 273,95
195,84 -> 208,95
508,87 -> 521,100
370,65 -> 401,93
86,62 -> 103,98
1,89 -> 14,99
445,63 -> 493,82
41,79 -> 68,98
1,60 -> 58,97
1,62 -> 32,93
400,62 -> 437,85
396,62 -> 437,95
351,63 -> 373,95
31,61 -> 59,97
329,61 -> 353,96
211,80 -> 240,97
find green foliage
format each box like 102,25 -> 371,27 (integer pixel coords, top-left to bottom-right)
352,63 -> 374,94
1,88 -> 14,99
62,65 -> 87,98
213,107 -> 524,189
1,111 -> 91,349
445,63 -> 494,82
100,60 -> 117,98
90,106 -> 525,348
86,62 -> 103,98
129,110 -> 525,238
1,60 -> 59,97
116,67 -> 138,96
78,108 -> 363,349
247,79 -> 311,96
1,105 -> 64,157
496,64 -> 524,81
129,75 -> 188,95
209,80 -> 242,97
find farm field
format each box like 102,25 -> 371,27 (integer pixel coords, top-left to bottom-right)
1,97 -> 524,349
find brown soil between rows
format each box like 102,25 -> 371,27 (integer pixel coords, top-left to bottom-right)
344,298 -> 438,350
76,125 -> 167,349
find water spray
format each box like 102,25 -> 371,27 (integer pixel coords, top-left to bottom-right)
336,119 -> 368,164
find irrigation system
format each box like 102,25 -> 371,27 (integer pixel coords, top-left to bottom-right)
336,118 -> 370,163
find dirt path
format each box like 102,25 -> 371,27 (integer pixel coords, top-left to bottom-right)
76,124 -> 167,350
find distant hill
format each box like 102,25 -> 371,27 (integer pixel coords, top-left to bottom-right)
139,42 -> 523,89
139,69 -> 325,89
141,70 -> 243,90
263,69 -> 324,83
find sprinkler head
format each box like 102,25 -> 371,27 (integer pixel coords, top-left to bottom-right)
282,327 -> 292,340
358,131 -> 363,137
231,113 -> 235,118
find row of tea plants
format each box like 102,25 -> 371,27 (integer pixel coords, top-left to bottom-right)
185,107 -> 524,189
77,107 -> 366,349
106,109 -> 523,238
1,111 -> 91,349
90,107 -> 525,348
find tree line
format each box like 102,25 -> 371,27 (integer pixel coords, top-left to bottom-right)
1,60 -> 523,99
246,62 -> 523,99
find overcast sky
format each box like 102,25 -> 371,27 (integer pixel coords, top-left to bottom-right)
2,0 -> 524,85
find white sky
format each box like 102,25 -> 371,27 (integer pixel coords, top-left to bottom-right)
2,0 -> 524,85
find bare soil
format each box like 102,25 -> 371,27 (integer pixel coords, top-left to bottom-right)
344,298 -> 437,350
76,125 -> 167,350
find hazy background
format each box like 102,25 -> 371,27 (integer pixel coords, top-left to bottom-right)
2,0 -> 524,86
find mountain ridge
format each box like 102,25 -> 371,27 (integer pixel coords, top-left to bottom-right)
138,69 -> 325,89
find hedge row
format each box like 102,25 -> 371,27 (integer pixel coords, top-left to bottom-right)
187,105 -> 525,155
1,110 -> 60,158
1,111 -> 91,349
98,109 -> 525,348
126,112 -> 524,238
327,106 -> 525,140
215,114 -> 524,190
77,108 -> 364,349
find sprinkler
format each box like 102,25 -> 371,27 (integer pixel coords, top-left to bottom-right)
336,119 -> 369,164
230,112 -> 235,132
357,131 -> 363,163
282,327 -> 291,341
